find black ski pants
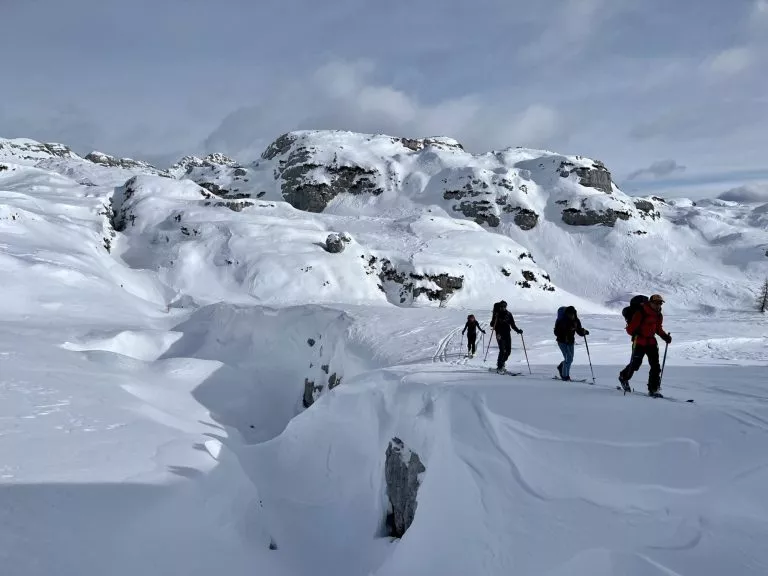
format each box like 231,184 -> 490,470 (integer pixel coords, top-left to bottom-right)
620,342 -> 661,392
496,331 -> 512,369
466,332 -> 477,354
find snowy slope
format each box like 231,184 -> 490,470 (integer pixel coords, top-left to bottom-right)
1,130 -> 768,576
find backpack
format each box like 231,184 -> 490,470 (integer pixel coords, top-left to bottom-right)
490,301 -> 505,328
556,306 -> 566,321
621,295 -> 648,326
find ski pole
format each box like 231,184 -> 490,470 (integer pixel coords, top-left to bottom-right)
659,336 -> 669,387
484,328 -> 495,361
520,332 -> 531,374
583,335 -> 596,384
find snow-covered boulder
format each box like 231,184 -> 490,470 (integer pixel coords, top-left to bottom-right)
385,437 -> 425,538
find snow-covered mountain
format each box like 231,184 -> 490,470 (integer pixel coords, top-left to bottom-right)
6,129 -> 765,312
1,130 -> 767,576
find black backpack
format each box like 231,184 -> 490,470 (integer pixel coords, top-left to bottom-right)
491,301 -> 504,327
622,295 -> 648,326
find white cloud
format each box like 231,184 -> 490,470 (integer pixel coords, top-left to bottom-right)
703,46 -> 754,76
205,60 -> 564,160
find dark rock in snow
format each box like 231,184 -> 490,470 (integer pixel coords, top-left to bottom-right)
324,233 -> 350,253
385,437 -> 425,538
559,159 -> 614,194
561,207 -> 631,227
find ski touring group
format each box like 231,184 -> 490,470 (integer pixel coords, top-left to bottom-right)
462,294 -> 673,398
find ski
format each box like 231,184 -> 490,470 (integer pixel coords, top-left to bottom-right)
615,386 -> 694,403
489,368 -> 523,376
552,377 -> 590,383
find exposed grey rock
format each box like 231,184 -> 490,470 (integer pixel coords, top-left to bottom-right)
278,147 -> 382,212
633,199 -> 654,212
378,258 -> 464,304
261,133 -> 298,160
505,207 -> 539,230
561,207 -> 631,227
325,233 -> 348,253
559,159 -> 614,194
394,136 -> 465,152
303,378 -> 321,408
633,199 -> 661,221
452,200 -> 500,227
385,437 -> 425,538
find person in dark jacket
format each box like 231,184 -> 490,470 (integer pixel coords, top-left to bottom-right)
618,294 -> 671,395
554,306 -> 589,381
462,314 -> 486,358
489,301 -> 523,372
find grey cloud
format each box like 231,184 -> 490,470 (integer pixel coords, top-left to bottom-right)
626,160 -> 687,181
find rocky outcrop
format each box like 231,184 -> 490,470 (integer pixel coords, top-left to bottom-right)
324,232 -> 351,253
374,257 -> 464,305
561,207 -> 631,227
452,199 -> 500,227
385,437 -> 425,538
633,199 -> 661,221
277,145 -> 383,212
85,151 -> 168,176
559,159 -> 613,194
302,370 -> 343,408
394,136 -> 464,152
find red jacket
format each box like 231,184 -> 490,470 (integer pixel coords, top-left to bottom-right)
626,303 -> 669,346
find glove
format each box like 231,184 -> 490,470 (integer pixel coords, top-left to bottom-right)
664,334 -> 672,344
584,330 -> 590,336
517,328 -> 523,334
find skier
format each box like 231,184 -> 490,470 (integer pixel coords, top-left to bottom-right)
618,294 -> 671,396
462,314 -> 486,358
554,306 -> 589,381
489,300 -> 523,373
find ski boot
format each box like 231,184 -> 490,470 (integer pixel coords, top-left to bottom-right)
618,374 -> 631,394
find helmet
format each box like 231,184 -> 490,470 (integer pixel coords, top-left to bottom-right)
500,300 -> 507,308
649,294 -> 664,304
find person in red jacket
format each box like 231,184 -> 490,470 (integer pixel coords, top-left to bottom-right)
618,294 -> 671,396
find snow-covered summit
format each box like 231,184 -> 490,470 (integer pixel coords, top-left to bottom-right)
84,150 -> 169,177
0,137 -> 81,165
253,130 -> 649,231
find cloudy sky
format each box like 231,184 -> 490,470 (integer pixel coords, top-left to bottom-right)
2,0 -> 767,193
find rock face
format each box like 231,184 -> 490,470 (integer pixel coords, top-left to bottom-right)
385,437 -> 425,538
559,159 -> 614,194
562,207 -> 631,227
277,148 -> 382,212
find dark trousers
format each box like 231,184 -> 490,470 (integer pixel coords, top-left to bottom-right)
620,342 -> 661,391
467,333 -> 477,355
496,331 -> 511,369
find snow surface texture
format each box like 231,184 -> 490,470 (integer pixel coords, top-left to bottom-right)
0,131 -> 767,576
